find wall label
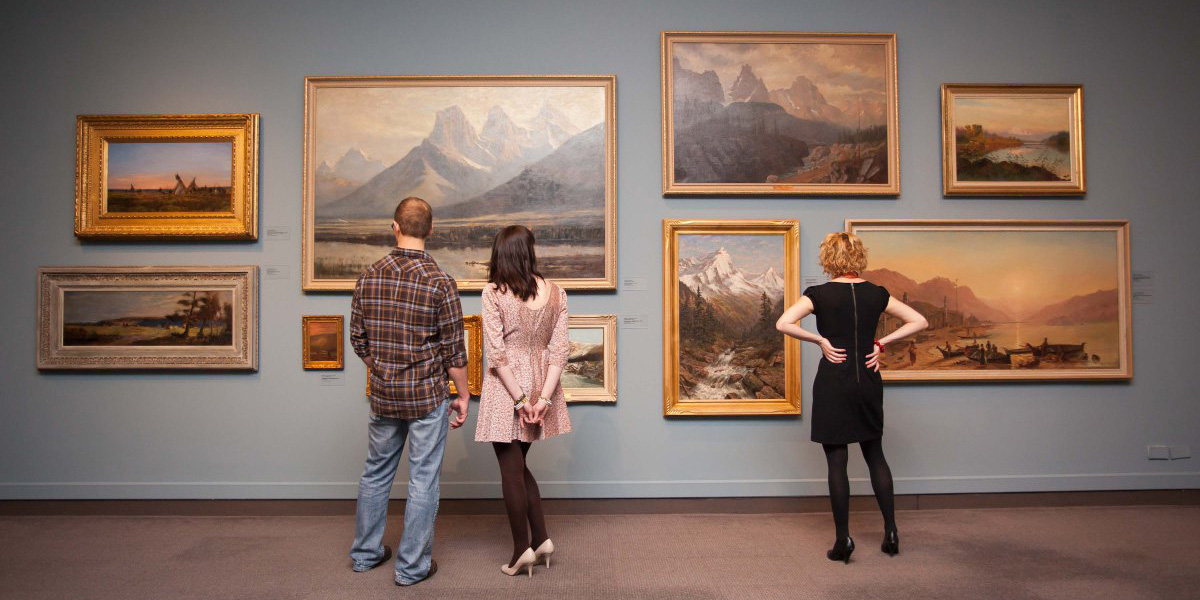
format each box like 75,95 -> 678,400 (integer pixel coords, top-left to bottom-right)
621,314 -> 648,329
621,276 -> 647,291
265,225 -> 291,241
319,373 -> 345,386
264,265 -> 291,280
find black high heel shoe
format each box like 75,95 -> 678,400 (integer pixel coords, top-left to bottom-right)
826,536 -> 855,563
881,530 -> 899,556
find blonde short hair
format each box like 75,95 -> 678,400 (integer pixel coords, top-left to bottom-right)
818,232 -> 868,277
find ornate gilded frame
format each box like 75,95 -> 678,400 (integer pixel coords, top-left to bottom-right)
846,219 -> 1130,381
661,31 -> 900,196
37,266 -> 259,370
302,315 -> 344,370
563,314 -> 617,403
662,220 -> 802,415
75,114 -> 259,239
941,84 -> 1085,196
302,75 -> 618,291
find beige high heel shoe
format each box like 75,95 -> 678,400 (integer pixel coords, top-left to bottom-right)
501,547 -> 536,577
533,539 -> 555,568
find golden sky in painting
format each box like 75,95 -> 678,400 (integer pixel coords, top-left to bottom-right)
313,86 -> 606,166
955,96 -> 1070,138
858,229 -> 1118,319
306,321 -> 339,336
673,41 -> 886,107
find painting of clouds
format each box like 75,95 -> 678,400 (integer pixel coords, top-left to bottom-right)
304,77 -> 615,290
664,32 -> 898,194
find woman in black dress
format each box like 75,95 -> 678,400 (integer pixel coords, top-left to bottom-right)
776,232 -> 928,563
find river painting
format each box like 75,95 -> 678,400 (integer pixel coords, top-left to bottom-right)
62,290 -> 234,347
305,78 -> 614,290
852,223 -> 1131,380
105,142 -> 233,213
667,35 -> 896,191
953,95 -> 1072,182
563,326 -> 605,389
677,234 -> 787,400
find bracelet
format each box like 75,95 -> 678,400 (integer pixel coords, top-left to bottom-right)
537,395 -> 551,406
874,340 -> 886,351
513,394 -> 528,410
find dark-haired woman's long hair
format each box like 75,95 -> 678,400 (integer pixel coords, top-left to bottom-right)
487,225 -> 543,302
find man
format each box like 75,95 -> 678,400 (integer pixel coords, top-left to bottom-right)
348,197 -> 470,587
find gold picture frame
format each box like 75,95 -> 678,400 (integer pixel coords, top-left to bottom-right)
75,114 -> 259,239
37,266 -> 259,370
303,75 -> 617,291
663,220 -> 802,415
846,219 -> 1131,381
563,314 -> 617,403
365,314 -> 483,398
941,84 -> 1085,196
302,315 -> 344,370
661,31 -> 900,196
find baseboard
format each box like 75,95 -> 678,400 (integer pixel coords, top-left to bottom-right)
1,472 -> 1198,500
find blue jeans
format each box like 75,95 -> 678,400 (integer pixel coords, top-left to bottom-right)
350,400 -> 449,584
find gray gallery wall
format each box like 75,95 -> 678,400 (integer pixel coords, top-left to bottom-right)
1,0 -> 1197,500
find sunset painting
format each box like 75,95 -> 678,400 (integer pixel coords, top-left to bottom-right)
106,141 -> 233,212
63,290 -> 234,347
663,32 -> 899,195
849,221 -> 1130,381
304,76 -> 616,291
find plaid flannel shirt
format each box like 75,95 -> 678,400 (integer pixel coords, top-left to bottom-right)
351,247 -> 467,419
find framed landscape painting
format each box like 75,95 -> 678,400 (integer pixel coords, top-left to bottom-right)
303,75 -> 617,291
662,31 -> 900,196
847,220 -> 1130,381
942,84 -> 1085,195
563,314 -> 617,403
38,266 -> 259,370
302,315 -> 343,370
663,220 -> 801,415
76,114 -> 259,239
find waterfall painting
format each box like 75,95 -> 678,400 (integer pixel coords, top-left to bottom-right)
941,84 -> 1085,195
848,220 -> 1130,381
661,31 -> 899,196
663,220 -> 801,415
302,76 -> 616,291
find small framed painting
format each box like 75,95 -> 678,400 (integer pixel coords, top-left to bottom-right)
662,31 -> 900,196
941,84 -> 1085,196
75,113 -> 260,239
563,314 -> 617,403
662,219 -> 802,415
37,266 -> 259,370
302,315 -> 344,370
366,314 -> 483,397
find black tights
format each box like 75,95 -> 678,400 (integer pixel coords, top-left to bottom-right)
492,441 -> 548,566
822,438 -> 896,541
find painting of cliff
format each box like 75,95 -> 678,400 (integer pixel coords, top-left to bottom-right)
662,219 -> 801,412
562,315 -> 616,402
105,142 -> 233,212
303,76 -> 616,291
662,32 -> 899,195
849,221 -> 1130,381
942,85 -> 1085,195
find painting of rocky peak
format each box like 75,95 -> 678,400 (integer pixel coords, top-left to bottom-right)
663,32 -> 899,195
303,76 -> 616,291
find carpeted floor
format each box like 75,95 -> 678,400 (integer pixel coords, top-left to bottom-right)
1,506 -> 1198,599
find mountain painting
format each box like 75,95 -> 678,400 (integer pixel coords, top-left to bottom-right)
663,220 -> 801,415
564,326 -> 605,389
303,76 -> 616,291
662,32 -> 899,195
105,141 -> 233,213
849,221 -> 1131,381
942,85 -> 1085,195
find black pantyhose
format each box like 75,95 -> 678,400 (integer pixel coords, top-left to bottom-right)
492,441 -> 549,567
822,438 -> 897,542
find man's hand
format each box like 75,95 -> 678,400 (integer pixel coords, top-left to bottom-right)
448,393 -> 469,429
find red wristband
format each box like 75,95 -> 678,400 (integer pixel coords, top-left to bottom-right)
874,340 -> 885,350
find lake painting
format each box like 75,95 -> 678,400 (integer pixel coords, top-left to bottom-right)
304,76 -> 616,291
63,290 -> 234,347
943,85 -> 1085,195
563,326 -> 604,388
850,221 -> 1131,381
663,32 -> 899,195
106,141 -> 233,212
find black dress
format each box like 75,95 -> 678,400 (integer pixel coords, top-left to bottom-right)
804,281 -> 891,444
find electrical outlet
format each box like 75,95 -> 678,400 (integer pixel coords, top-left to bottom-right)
1169,445 -> 1191,460
1147,445 -> 1170,460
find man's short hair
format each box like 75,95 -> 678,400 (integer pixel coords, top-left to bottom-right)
394,197 -> 433,239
